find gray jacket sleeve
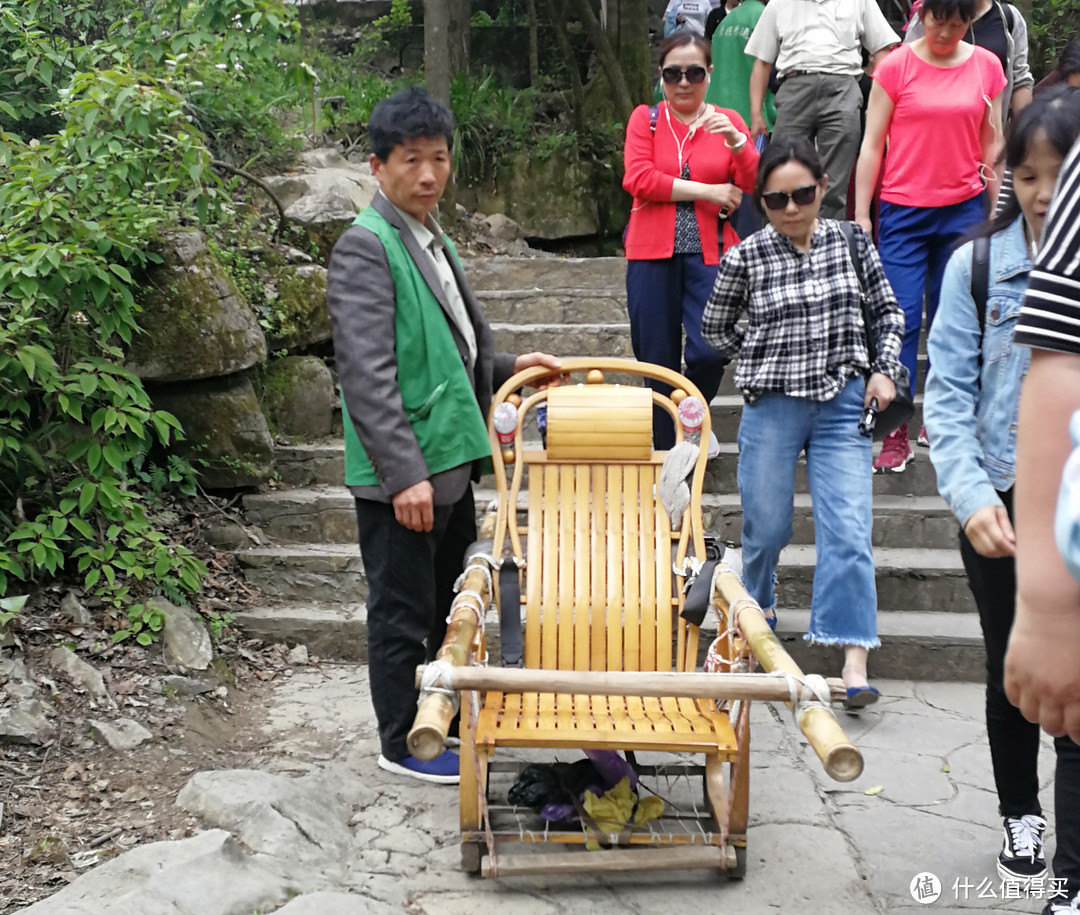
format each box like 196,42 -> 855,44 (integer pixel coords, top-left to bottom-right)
326,225 -> 430,497
1007,4 -> 1034,94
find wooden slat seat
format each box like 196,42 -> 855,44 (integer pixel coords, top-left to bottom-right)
476,691 -> 738,755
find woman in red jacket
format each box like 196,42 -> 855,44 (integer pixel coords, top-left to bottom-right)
623,31 -> 759,449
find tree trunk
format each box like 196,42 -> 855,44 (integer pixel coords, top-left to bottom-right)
424,0 -> 452,106
611,0 -> 651,106
447,0 -> 471,77
543,0 -> 587,132
566,0 -> 634,123
526,0 -> 540,87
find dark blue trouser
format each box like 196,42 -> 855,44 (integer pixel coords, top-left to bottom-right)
877,194 -> 986,400
626,254 -> 727,449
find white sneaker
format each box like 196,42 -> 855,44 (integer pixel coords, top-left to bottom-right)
707,431 -> 721,459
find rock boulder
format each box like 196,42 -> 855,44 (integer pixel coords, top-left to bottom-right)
262,149 -> 379,260
149,373 -> 274,489
259,356 -> 336,439
127,230 -> 267,384
264,265 -> 331,353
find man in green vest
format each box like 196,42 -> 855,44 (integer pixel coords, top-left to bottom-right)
327,87 -> 561,784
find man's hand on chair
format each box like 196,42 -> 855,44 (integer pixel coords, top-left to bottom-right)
514,352 -> 567,389
393,480 -> 434,532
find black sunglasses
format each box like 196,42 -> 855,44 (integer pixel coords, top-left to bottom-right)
661,65 -> 708,85
761,184 -> 819,211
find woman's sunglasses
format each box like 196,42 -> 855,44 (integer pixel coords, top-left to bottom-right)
761,184 -> 819,211
660,65 -> 708,85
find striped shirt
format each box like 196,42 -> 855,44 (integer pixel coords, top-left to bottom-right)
1014,138 -> 1080,354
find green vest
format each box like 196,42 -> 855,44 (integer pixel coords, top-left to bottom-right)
706,1 -> 776,132
342,207 -> 493,487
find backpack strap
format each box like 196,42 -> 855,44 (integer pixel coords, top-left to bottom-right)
649,104 -> 659,133
971,236 -> 990,340
839,221 -> 876,363
998,0 -> 1014,33
970,235 -> 991,379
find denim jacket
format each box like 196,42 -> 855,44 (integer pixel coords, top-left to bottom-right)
925,215 -> 1032,526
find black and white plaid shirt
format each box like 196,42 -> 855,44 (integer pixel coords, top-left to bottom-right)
702,219 -> 906,403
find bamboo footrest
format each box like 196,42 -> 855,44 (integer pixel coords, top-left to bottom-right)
481,844 -> 736,877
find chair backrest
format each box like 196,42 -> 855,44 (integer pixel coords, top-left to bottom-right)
487,360 -> 712,675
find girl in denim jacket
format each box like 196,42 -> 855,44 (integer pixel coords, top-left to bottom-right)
924,87 -> 1080,910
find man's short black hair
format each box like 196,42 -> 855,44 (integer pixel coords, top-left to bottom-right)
368,86 -> 455,162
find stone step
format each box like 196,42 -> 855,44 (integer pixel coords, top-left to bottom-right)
274,439 -> 942,498
476,289 -> 626,325
237,543 -> 367,604
236,541 -> 970,612
706,441 -> 940,498
489,323 -> 635,360
463,255 -> 626,292
243,487 -> 958,551
232,601 -> 983,681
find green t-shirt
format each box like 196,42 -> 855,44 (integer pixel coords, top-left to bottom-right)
705,0 -> 776,132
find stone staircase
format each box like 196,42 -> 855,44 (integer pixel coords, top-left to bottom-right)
235,256 -> 982,680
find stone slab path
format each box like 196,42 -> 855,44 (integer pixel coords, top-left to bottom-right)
21,668 -> 1061,915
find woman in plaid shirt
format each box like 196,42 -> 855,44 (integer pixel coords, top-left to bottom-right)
702,137 -> 906,706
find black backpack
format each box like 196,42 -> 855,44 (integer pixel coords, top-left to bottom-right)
971,236 -> 991,374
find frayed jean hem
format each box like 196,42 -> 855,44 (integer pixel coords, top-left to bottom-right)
804,633 -> 881,650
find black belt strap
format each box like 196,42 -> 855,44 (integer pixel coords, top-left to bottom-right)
499,557 -> 523,667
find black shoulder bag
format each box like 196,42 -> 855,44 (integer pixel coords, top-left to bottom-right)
839,222 -> 914,441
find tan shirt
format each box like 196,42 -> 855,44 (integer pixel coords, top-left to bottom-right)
745,0 -> 898,79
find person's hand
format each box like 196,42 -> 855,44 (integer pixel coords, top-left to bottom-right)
864,372 -> 895,410
855,214 -> 874,236
393,480 -> 434,532
750,113 -> 768,140
964,504 -> 1016,558
709,183 -> 743,211
1006,598 -> 1080,742
701,109 -> 741,146
514,352 -> 566,389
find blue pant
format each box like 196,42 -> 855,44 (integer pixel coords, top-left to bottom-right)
737,378 -> 879,647
626,254 -> 728,448
877,195 -> 986,399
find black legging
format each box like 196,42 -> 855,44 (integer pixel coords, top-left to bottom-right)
959,487 -> 1080,893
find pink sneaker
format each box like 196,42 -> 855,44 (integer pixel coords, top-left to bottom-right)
873,424 -> 913,474
917,424 -> 930,447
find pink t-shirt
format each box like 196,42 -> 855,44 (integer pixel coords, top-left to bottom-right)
874,44 -> 1006,207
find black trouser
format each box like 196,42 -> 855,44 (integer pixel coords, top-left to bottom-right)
959,487 -> 1080,892
355,487 -> 476,761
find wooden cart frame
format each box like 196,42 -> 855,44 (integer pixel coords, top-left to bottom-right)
409,359 -> 862,878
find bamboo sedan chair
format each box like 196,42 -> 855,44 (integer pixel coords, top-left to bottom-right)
409,358 -> 863,879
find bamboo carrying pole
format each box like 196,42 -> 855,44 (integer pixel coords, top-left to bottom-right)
413,665 -> 848,705
408,557 -> 494,761
712,568 -> 865,782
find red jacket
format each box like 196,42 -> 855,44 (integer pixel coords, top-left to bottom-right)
623,102 -> 759,265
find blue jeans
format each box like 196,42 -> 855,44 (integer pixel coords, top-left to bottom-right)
737,378 -> 879,647
626,254 -> 728,449
877,194 -> 986,399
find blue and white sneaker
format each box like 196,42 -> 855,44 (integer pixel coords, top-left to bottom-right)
378,750 -> 460,785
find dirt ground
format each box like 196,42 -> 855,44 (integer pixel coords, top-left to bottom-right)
0,619 -> 331,914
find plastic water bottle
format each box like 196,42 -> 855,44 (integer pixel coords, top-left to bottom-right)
493,401 -> 518,446
677,396 -> 706,445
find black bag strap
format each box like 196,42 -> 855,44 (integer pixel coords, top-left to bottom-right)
838,221 -> 876,364
498,557 -> 523,667
998,0 -> 1014,34
970,234 -> 991,382
971,235 -> 990,340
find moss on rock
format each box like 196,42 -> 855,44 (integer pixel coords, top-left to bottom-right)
128,231 -> 267,383
257,356 -> 335,440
